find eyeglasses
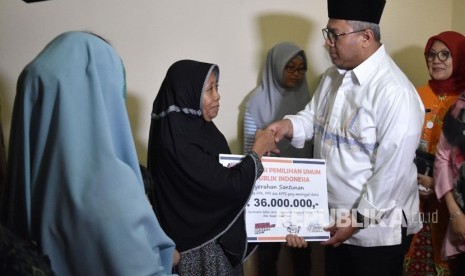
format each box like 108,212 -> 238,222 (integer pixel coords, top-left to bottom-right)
425,51 -> 451,62
322,28 -> 365,44
284,65 -> 306,75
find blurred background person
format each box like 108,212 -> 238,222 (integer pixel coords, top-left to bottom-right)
0,31 -> 176,275
243,42 -> 312,276
405,31 -> 465,275
434,93 -> 465,276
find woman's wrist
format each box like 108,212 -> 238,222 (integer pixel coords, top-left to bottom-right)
249,151 -> 264,177
450,210 -> 463,221
251,149 -> 262,158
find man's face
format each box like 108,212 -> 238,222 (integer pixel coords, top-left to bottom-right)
324,19 -> 365,70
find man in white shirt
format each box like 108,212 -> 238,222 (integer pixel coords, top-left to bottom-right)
266,0 -> 424,275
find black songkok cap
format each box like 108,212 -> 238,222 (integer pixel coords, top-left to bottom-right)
328,0 -> 386,24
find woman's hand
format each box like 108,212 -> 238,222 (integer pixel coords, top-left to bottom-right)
173,249 -> 180,266
285,234 -> 308,248
417,174 -> 434,188
417,174 -> 435,197
252,129 -> 277,157
444,192 -> 465,243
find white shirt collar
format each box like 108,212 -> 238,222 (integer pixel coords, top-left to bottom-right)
336,44 -> 386,86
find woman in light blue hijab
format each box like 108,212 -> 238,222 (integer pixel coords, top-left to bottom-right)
1,31 -> 176,275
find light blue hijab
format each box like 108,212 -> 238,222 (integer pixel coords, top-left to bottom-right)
2,31 -> 175,275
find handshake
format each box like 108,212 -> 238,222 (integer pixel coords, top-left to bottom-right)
252,119 -> 294,158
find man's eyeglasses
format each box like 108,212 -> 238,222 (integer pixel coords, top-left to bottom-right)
322,28 -> 365,44
425,51 -> 451,62
284,65 -> 306,75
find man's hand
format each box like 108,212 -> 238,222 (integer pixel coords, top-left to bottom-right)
266,119 -> 293,144
321,218 -> 359,247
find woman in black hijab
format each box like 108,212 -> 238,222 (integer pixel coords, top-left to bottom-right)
147,60 -> 276,275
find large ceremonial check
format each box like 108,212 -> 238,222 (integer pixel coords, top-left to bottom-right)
219,154 -> 330,242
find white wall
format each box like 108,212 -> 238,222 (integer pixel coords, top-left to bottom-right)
0,0 -> 458,165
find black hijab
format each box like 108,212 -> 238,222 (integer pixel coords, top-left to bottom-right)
147,60 -> 257,254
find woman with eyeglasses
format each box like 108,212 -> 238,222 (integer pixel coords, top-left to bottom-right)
405,31 -> 465,276
244,42 -> 311,160
243,42 -> 312,276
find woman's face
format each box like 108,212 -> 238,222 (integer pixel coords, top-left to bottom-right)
282,56 -> 306,89
427,40 -> 453,81
201,73 -> 220,122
